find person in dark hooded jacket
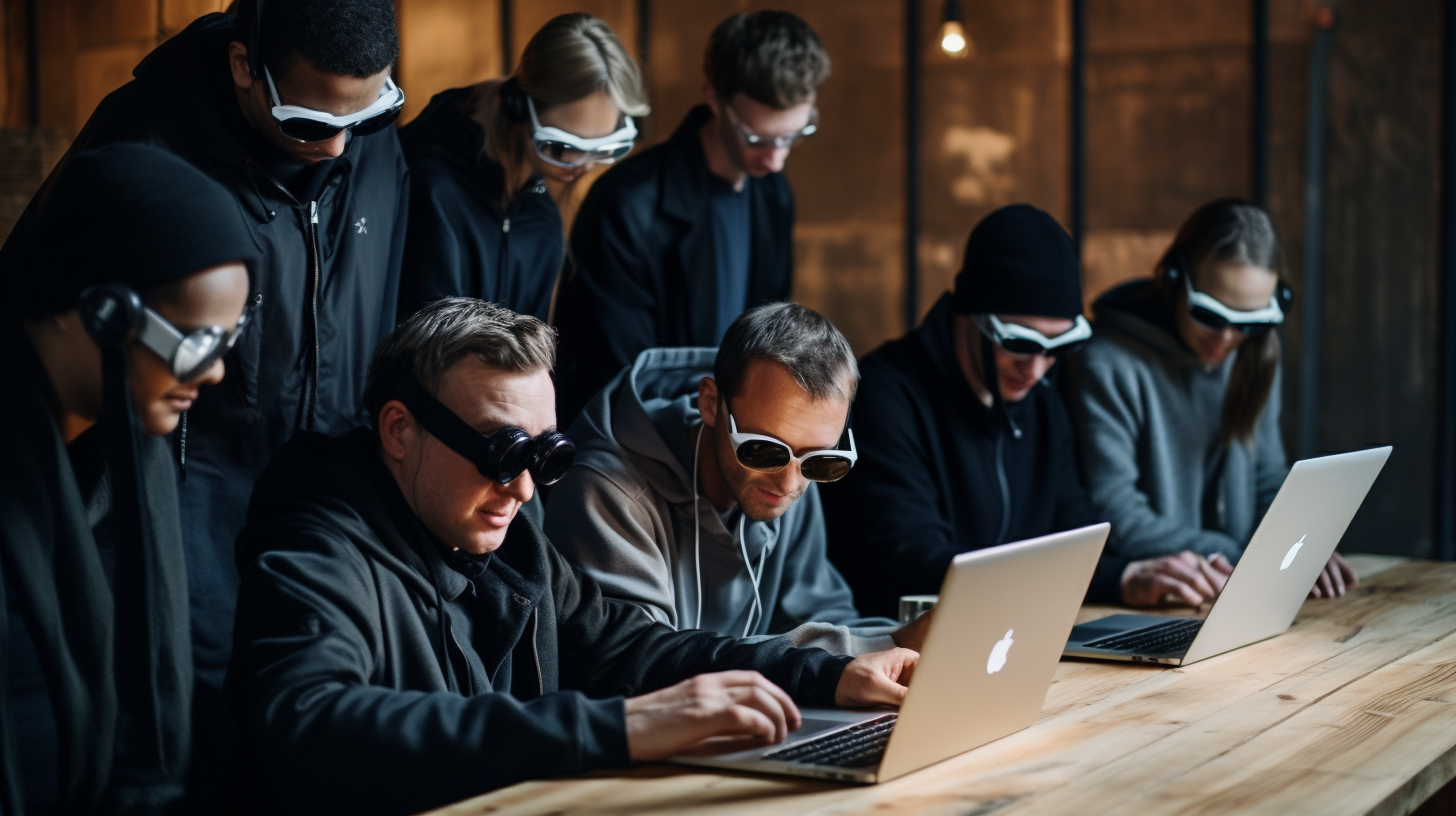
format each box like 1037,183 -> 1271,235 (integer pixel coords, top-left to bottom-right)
398,14 -> 648,324
1,145 -> 255,815
822,205 -> 1238,620
227,298 -> 917,815
0,2 -> 409,802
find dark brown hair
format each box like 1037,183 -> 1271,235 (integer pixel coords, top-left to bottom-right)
474,14 -> 649,205
1155,198 -> 1287,446
704,11 -> 830,109
714,302 -> 858,404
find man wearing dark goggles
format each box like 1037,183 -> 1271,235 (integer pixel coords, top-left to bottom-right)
229,299 -> 916,812
548,303 -> 935,657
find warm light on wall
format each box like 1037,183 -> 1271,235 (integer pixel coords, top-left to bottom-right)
939,0 -> 972,58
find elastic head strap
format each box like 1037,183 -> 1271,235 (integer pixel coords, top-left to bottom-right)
389,370 -> 492,465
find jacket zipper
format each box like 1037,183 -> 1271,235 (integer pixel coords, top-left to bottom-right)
304,200 -> 321,430
530,609 -> 543,696
995,432 -> 1012,544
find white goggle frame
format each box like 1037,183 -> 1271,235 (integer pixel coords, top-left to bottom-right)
265,66 -> 405,132
527,96 -> 637,168
1184,276 -> 1286,325
976,313 -> 1093,354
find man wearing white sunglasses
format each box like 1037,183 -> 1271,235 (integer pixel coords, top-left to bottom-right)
822,205 -> 1238,619
546,303 -> 934,657
554,11 -> 831,428
0,2 -> 411,810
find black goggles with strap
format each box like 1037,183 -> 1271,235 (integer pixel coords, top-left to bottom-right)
389,370 -> 575,486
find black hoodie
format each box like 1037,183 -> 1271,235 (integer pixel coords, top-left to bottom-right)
821,295 -> 1127,619
0,11 -> 410,751
228,428 -> 851,815
397,86 -> 562,322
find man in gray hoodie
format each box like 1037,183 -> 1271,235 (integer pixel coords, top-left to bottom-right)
546,303 -> 927,655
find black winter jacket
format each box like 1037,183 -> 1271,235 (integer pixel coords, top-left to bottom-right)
398,86 -> 561,322
553,105 -> 795,426
228,428 -> 851,815
0,12 -> 410,709
821,295 -> 1127,619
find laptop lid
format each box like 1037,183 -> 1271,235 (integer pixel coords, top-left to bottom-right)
1180,446 -> 1391,665
876,523 -> 1108,781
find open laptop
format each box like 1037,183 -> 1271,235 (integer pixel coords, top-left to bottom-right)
669,523 -> 1109,783
1064,446 -> 1391,667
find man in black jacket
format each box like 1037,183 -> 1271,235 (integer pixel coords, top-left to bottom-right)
228,298 -> 916,815
0,1 -> 409,796
553,11 -> 829,426
822,205 -> 1235,619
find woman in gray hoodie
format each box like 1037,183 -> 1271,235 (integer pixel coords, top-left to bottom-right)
1066,199 -> 1355,599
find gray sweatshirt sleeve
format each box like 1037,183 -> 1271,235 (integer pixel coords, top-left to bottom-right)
757,487 -> 899,656
543,465 -> 680,628
1067,345 -> 1243,561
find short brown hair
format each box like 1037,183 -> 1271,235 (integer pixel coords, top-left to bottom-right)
714,302 -> 858,404
704,11 -> 830,109
364,298 -> 556,423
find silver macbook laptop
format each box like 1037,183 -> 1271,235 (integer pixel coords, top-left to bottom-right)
1064,446 -> 1391,666
669,523 -> 1109,783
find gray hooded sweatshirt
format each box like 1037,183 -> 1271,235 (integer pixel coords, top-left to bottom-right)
1064,281 -> 1288,562
545,347 -> 899,655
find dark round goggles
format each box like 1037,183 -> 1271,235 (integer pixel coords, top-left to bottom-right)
726,409 -> 857,483
389,370 -> 575,486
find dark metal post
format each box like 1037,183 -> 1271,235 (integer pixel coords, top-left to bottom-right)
1070,0 -> 1086,250
1298,6 -> 1335,460
1252,0 -> 1269,207
26,0 -> 40,127
500,0 -> 513,76
1438,0 -> 1456,559
904,0 -> 922,331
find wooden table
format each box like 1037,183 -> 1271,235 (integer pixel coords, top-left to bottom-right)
428,555 -> 1456,816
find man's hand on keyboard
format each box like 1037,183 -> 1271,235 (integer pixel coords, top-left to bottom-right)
624,670 -> 802,762
835,647 -> 919,707
1120,551 -> 1233,608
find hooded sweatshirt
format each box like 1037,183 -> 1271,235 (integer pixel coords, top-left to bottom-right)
544,347 -> 899,655
397,85 -> 562,322
228,427 -> 851,816
820,295 -> 1127,620
0,13 -> 410,736
1063,280 -> 1288,562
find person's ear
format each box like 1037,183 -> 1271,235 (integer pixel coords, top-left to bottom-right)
228,41 -> 255,92
377,400 -> 417,463
702,82 -> 720,113
698,376 -> 720,429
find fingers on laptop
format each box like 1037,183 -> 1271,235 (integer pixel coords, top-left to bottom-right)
836,648 -> 919,708
1310,553 -> 1356,599
623,670 -> 801,761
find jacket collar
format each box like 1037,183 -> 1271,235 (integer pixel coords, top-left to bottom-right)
659,105 -> 716,222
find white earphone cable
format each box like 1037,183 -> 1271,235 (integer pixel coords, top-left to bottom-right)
691,423 -> 705,631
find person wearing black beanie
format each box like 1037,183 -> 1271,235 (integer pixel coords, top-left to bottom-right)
1,143 -> 255,815
822,203 -> 1236,620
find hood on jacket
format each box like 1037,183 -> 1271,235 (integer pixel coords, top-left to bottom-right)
567,347 -> 714,508
238,427 -> 552,611
1092,279 -> 1212,371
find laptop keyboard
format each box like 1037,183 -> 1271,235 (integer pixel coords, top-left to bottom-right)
1082,617 -> 1204,655
762,714 -> 899,768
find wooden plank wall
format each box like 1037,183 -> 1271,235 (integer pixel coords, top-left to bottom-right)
0,0 -> 1445,555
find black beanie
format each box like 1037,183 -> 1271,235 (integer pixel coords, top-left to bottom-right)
17,143 -> 259,319
952,203 -> 1083,319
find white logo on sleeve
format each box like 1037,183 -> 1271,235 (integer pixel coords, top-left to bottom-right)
986,629 -> 1014,674
1281,535 -> 1307,571
354,217 -> 367,234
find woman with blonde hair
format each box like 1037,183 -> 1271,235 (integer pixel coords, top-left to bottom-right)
398,13 -> 649,322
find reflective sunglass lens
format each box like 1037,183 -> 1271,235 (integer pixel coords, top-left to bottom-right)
530,434 -> 577,486
734,439 -> 792,472
350,108 -> 401,137
1188,307 -> 1231,331
279,118 -> 346,142
800,455 -> 853,483
483,429 -> 534,483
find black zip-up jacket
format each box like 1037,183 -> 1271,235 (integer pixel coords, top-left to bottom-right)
228,428 -> 851,815
0,13 -> 410,704
821,295 -> 1127,619
552,105 -> 795,426
397,86 -> 561,322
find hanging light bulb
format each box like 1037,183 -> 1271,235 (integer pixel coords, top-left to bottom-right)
939,0 -> 973,58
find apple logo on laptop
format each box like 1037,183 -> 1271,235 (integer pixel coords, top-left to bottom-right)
986,629 -> 1014,674
1281,535 -> 1306,571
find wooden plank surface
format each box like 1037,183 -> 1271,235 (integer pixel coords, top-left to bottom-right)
426,556 -> 1456,816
